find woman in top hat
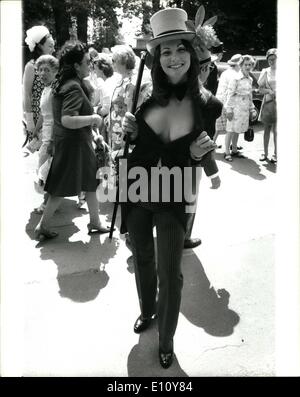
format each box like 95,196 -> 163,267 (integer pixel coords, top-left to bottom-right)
121,8 -> 220,369
23,26 -> 55,143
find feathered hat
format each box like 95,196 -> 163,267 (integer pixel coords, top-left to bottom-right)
186,6 -> 222,66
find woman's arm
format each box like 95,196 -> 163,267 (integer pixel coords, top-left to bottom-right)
61,114 -> 102,130
23,62 -> 35,112
23,62 -> 36,131
32,114 -> 43,138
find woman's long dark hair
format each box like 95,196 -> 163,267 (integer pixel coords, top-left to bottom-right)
151,40 -> 201,106
53,40 -> 88,94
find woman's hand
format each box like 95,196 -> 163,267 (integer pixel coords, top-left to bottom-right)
190,131 -> 217,160
25,112 -> 35,133
226,110 -> 234,121
91,114 -> 103,129
250,108 -> 258,122
122,112 -> 138,141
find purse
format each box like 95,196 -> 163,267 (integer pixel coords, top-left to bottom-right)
244,127 -> 254,142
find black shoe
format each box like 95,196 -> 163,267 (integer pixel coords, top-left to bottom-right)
133,314 -> 157,334
184,238 -> 202,249
159,350 -> 174,369
230,144 -> 243,150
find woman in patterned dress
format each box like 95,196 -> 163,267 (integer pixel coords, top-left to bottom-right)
223,55 -> 257,162
23,26 -> 55,143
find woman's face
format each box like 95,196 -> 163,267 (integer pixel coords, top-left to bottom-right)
112,57 -> 125,76
267,55 -> 277,68
160,39 -> 191,84
38,63 -> 57,86
199,62 -> 212,83
241,59 -> 253,76
94,63 -> 104,79
39,36 -> 55,55
76,53 -> 91,79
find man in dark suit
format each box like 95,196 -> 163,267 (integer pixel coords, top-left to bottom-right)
205,42 -> 225,95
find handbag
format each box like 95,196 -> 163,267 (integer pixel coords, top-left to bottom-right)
260,99 -> 276,124
244,127 -> 254,142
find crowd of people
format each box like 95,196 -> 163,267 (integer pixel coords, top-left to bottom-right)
23,6 -> 277,370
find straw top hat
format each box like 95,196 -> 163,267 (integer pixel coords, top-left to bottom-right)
227,53 -> 242,65
146,8 -> 195,55
25,25 -> 50,52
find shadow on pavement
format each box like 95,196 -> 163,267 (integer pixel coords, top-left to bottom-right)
215,152 -> 266,181
25,198 -> 120,302
127,323 -> 188,377
181,252 -> 240,337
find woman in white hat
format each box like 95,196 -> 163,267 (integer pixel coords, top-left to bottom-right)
23,26 -> 55,143
224,54 -> 257,161
121,8 -> 219,369
214,54 -> 242,146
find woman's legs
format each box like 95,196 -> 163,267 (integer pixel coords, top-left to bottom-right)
126,206 -> 157,319
224,131 -> 233,161
263,124 -> 272,158
35,195 -> 62,239
273,123 -> 277,160
155,211 -> 185,353
231,132 -> 239,152
85,191 -> 101,225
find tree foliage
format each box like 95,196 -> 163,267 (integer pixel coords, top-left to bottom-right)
23,0 -> 277,60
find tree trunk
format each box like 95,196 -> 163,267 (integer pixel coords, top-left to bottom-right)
50,0 -> 71,48
76,9 -> 88,44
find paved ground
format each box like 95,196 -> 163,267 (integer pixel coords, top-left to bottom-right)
4,124 -> 279,377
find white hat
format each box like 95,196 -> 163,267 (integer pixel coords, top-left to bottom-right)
25,25 -> 50,52
227,54 -> 242,65
146,8 -> 195,55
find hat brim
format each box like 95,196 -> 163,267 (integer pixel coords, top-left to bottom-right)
227,60 -> 241,65
146,31 -> 195,55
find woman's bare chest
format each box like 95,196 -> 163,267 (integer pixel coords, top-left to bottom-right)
144,99 -> 194,143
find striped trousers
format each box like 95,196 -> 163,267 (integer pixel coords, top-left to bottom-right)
126,204 -> 185,352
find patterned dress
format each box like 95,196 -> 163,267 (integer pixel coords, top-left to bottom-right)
29,60 -> 45,124
215,67 -> 239,133
108,75 -> 135,152
225,71 -> 255,134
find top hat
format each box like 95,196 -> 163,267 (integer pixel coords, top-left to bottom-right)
146,8 -> 195,55
227,53 -> 242,65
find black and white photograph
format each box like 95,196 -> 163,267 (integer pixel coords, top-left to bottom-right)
0,0 -> 299,379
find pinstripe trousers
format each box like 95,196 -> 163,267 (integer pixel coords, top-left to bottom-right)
126,204 -> 185,352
